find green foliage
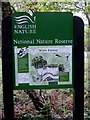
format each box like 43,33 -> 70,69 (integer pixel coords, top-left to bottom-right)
84,26 -> 90,44
85,6 -> 90,14
11,2 -> 75,12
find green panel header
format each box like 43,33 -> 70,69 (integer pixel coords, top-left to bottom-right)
12,12 -> 74,89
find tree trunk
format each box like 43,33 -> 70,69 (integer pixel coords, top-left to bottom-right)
24,90 -> 52,120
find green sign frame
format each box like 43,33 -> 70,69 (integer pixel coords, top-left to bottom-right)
12,12 -> 74,90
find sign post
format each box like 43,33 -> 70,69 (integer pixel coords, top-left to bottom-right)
73,16 -> 84,120
2,12 -> 84,119
2,16 -> 14,120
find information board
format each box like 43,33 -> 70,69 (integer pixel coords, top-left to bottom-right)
12,12 -> 74,89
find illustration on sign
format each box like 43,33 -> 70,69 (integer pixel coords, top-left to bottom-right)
14,46 -> 72,85
12,12 -> 73,89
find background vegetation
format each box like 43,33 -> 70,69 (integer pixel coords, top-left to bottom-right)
0,0 -> 90,119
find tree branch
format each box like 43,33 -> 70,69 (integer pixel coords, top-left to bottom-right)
74,3 -> 84,11
24,90 -> 44,111
84,0 -> 90,27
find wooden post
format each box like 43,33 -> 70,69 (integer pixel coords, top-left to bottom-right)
2,16 -> 14,120
73,16 -> 84,120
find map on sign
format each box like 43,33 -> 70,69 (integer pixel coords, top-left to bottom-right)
12,12 -> 74,89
